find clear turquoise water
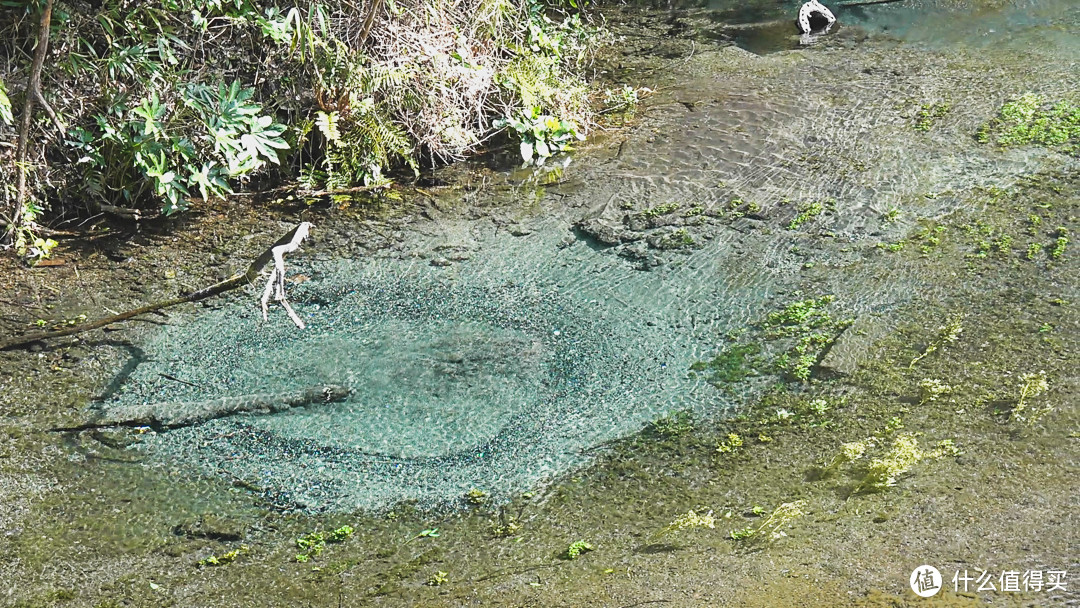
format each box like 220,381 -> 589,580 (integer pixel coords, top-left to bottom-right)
95,0 -> 1079,512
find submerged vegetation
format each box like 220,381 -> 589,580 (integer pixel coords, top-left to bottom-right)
1011,370 -> 1052,425
729,501 -> 806,545
656,509 -> 717,538
690,294 -> 852,387
295,525 -> 355,562
564,540 -> 594,560
977,93 -> 1079,155
908,315 -> 963,369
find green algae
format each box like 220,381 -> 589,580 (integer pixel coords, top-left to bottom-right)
978,93 -> 1080,155
688,343 -> 762,385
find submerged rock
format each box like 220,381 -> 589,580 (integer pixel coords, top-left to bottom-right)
173,515 -> 247,542
575,218 -> 628,245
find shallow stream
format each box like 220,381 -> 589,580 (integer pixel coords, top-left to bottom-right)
90,0 -> 1078,513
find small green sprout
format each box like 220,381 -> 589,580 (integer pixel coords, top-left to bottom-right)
565,540 -> 594,560
296,532 -> 325,558
1027,214 -> 1042,235
996,234 -> 1013,250
883,207 -> 901,223
464,488 -> 490,505
909,315 -> 963,369
1027,242 -> 1043,260
199,545 -> 250,567
716,433 -> 743,454
918,378 -> 953,404
327,525 -> 354,542
634,202 -> 680,220
657,228 -> 696,249
1050,228 -> 1068,259
295,527 -> 351,562
787,200 -> 828,230
427,571 -> 448,586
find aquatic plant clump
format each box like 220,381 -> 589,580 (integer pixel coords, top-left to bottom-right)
1012,371 -> 1052,425
908,315 -> 964,369
978,93 -> 1080,155
730,500 -> 806,545
658,509 -> 717,537
857,433 -> 923,492
565,540 -> 594,560
761,295 -> 853,382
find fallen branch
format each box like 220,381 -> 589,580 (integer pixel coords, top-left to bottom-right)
836,0 -> 904,7
299,183 -> 391,197
50,384 -> 350,432
0,221 -> 315,350
260,221 -> 311,329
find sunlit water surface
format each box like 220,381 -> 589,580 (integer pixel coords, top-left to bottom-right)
94,0 -> 1079,511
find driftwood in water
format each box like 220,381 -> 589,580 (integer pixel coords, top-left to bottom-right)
0,222 -> 314,350
52,384 -> 351,432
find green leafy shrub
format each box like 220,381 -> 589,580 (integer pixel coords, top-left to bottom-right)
1,0 -> 603,230
494,105 -> 584,165
67,81 -> 287,214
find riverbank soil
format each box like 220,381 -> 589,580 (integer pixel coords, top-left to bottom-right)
2,2 -> 1078,607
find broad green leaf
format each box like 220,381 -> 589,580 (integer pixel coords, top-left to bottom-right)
0,77 -> 11,125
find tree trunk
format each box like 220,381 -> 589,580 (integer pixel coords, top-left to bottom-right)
9,0 -> 53,239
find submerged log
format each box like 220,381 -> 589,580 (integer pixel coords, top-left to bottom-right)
52,384 -> 351,432
0,222 -> 314,350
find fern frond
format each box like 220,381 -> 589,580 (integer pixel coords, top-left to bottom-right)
315,110 -> 341,143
